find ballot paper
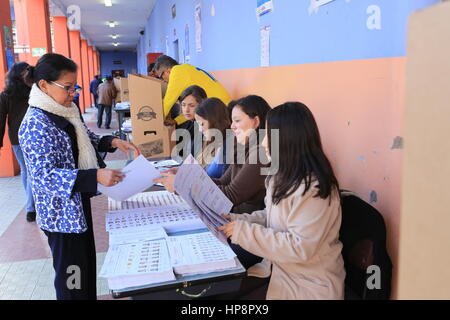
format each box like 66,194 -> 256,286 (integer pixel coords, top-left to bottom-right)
166,231 -> 237,276
100,239 -> 176,290
174,155 -> 233,244
108,190 -> 185,211
98,155 -> 162,201
108,225 -> 168,246
105,204 -> 206,233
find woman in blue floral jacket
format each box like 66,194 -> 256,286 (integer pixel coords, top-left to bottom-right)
19,53 -> 140,300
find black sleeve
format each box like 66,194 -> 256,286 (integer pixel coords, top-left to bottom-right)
97,135 -> 117,153
73,169 -> 98,193
0,93 -> 8,149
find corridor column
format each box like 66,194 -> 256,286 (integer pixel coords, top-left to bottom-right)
52,16 -> 70,58
13,0 -> 52,65
0,0 -> 19,177
87,46 -> 94,105
68,30 -> 84,112
80,39 -> 90,109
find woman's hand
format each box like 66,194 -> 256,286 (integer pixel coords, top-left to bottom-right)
153,170 -> 176,193
97,168 -> 125,187
111,138 -> 141,158
219,221 -> 236,239
164,118 -> 177,126
220,213 -> 232,221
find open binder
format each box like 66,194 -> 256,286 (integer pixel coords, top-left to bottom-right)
100,156 -> 246,297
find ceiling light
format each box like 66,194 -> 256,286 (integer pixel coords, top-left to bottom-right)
110,34 -> 118,39
112,42 -> 119,46
108,21 -> 116,28
104,0 -> 112,7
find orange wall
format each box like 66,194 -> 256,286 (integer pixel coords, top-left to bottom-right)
212,57 -> 405,298
80,40 -> 90,109
52,16 -> 70,57
0,0 -> 20,177
68,31 -> 84,112
13,0 -> 52,65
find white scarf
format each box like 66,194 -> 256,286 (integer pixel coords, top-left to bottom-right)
28,84 -> 99,169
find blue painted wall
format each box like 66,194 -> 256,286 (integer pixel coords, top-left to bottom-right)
100,50 -> 137,78
137,0 -> 439,74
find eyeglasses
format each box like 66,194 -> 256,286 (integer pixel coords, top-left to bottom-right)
50,81 -> 77,94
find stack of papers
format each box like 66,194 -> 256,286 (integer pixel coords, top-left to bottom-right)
167,232 -> 237,276
122,119 -> 132,129
100,239 -> 176,290
115,102 -> 130,110
106,205 -> 206,234
174,155 -> 233,244
108,191 -> 186,212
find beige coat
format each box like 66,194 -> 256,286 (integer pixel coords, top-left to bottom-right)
230,179 -> 345,300
97,81 -> 117,106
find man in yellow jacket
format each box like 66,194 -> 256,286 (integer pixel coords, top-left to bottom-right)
153,55 -> 231,125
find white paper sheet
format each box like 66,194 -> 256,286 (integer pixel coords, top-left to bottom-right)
195,3 -> 202,53
105,204 -> 206,233
108,225 -> 167,246
260,25 -> 271,67
99,239 -> 173,278
98,155 -> 162,201
174,155 -> 233,244
108,190 -> 185,211
167,232 -> 236,275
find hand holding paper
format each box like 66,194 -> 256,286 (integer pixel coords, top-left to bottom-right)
98,155 -> 162,201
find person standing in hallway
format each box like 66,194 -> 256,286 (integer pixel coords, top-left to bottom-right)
89,75 -> 101,108
153,55 -> 231,126
0,62 -> 36,222
19,53 -> 140,300
96,76 -> 116,129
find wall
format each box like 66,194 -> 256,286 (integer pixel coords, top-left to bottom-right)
137,0 -> 441,299
399,1 -> 450,299
99,50 -> 137,78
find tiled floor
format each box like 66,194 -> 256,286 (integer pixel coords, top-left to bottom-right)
0,107 -> 130,300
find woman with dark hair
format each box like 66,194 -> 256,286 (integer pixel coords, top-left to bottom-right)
220,102 -> 345,300
18,53 -> 140,300
0,62 -> 36,221
194,97 -> 231,178
156,95 -> 270,269
175,85 -> 207,157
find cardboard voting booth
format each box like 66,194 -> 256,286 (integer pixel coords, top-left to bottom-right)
113,77 -> 129,102
128,74 -> 174,159
398,1 -> 450,299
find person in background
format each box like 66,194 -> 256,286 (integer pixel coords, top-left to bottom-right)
153,55 -> 231,126
19,53 -> 140,300
89,75 -> 101,108
147,63 -> 156,77
0,62 -> 36,222
220,102 -> 345,300
194,97 -> 232,178
96,76 -> 116,129
72,84 -> 82,109
176,85 -> 207,158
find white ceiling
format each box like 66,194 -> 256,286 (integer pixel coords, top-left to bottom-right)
49,0 -> 156,51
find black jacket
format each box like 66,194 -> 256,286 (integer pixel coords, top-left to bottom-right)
0,91 -> 29,147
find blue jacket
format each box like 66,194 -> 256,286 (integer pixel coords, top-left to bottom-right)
19,107 -> 105,233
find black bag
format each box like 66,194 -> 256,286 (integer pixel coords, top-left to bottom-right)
339,191 -> 393,300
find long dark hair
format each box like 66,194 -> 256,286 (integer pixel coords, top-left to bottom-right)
25,53 -> 77,85
195,97 -> 231,136
3,62 -> 31,98
267,102 -> 339,205
179,85 -> 207,105
231,95 -> 271,130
